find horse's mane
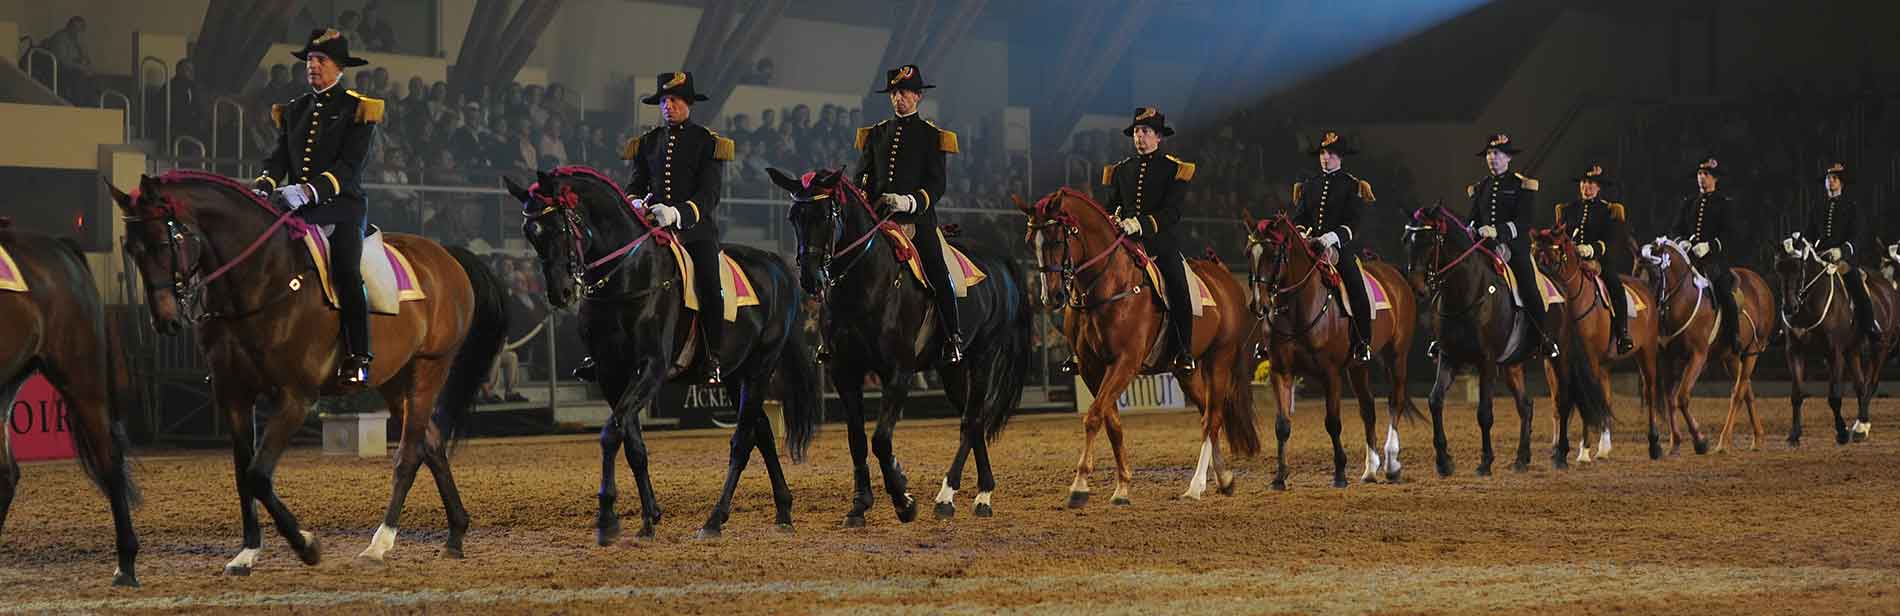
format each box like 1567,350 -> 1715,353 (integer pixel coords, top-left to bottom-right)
149,170 -> 285,216
547,165 -> 628,199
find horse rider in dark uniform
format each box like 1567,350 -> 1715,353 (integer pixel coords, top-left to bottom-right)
252,28 -> 383,387
1103,107 -> 1199,372
1469,133 -> 1557,361
1787,162 -> 1879,339
1290,131 -> 1377,362
1555,163 -> 1634,354
1671,158 -> 1741,349
853,64 -> 965,364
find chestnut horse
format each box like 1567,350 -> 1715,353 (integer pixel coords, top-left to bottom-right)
1530,227 -> 1658,461
1637,238 -> 1771,455
0,226 -> 141,586
110,171 -> 508,574
1244,213 -> 1420,487
1773,235 -> 1895,446
1018,188 -> 1259,505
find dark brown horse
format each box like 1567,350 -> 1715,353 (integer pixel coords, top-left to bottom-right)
0,225 -> 141,586
1245,213 -> 1420,487
1637,238 -> 1770,455
109,171 -> 507,574
1017,188 -> 1259,505
1773,235 -> 1896,446
1531,227 -> 1658,461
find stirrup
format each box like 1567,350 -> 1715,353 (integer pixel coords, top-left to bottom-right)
1350,339 -> 1372,363
705,357 -> 723,385
339,353 -> 372,387
942,333 -> 966,365
1615,332 -> 1634,354
1172,353 -> 1196,373
573,356 -> 598,382
1058,358 -> 1078,375
1425,340 -> 1441,359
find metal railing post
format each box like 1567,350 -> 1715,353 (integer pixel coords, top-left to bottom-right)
211,96 -> 245,174
138,57 -> 170,142
24,47 -> 57,95
99,89 -> 133,142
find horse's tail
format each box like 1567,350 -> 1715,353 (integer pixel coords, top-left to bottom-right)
439,245 -> 511,452
1223,326 -> 1264,457
979,257 -> 1034,442
55,237 -> 140,505
1563,318 -> 1614,429
773,304 -> 822,463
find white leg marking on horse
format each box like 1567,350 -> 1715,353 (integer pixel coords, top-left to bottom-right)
934,478 -> 955,505
1598,429 -> 1614,459
225,547 -> 260,572
1183,438 -> 1212,500
359,524 -> 398,560
1384,425 -> 1402,475
1362,447 -> 1380,482
974,491 -> 992,507
1577,443 -> 1594,464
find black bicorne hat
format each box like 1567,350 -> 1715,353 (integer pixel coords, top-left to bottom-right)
1571,163 -> 1612,186
1821,162 -> 1847,182
1122,107 -> 1175,137
1475,133 -> 1522,156
1696,157 -> 1725,177
875,64 -> 935,94
641,72 -> 710,105
1307,131 -> 1357,156
291,28 -> 370,67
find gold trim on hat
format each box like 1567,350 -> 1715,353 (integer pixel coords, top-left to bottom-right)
1489,134 -> 1511,147
1587,165 -> 1603,177
664,72 -> 688,89
1700,158 -> 1719,170
1828,163 -> 1845,173
314,29 -> 341,44
1320,132 -> 1339,146
891,66 -> 915,84
1136,107 -> 1158,121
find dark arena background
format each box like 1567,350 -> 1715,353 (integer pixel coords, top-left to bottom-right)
4,0 -> 1900,613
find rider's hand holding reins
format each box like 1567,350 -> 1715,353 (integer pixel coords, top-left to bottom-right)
1782,237 -> 1798,255
1578,244 -> 1596,259
271,183 -> 315,211
1693,242 -> 1711,258
1478,224 -> 1498,240
1824,247 -> 1843,262
1118,218 -> 1143,236
879,193 -> 917,214
649,203 -> 681,228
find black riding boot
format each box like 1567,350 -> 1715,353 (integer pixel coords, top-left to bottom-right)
1606,276 -> 1634,354
1848,269 -> 1881,340
1715,277 -> 1741,350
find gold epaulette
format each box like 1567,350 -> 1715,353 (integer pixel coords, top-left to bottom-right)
939,129 -> 959,153
1102,164 -> 1115,186
621,135 -> 642,160
346,90 -> 383,124
1167,155 -> 1195,181
855,126 -> 871,150
1515,172 -> 1539,191
1358,179 -> 1375,202
1609,202 -> 1627,221
1554,202 -> 1567,221
1466,184 -> 1476,198
270,104 -> 285,129
1291,182 -> 1303,202
711,131 -> 735,161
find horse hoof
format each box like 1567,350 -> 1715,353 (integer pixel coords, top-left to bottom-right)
1385,469 -> 1402,484
1436,459 -> 1455,478
1111,496 -> 1132,507
442,546 -> 465,560
695,527 -> 722,540
1551,458 -> 1569,471
1693,439 -> 1710,455
896,498 -> 919,523
112,571 -> 141,588
297,533 -> 323,566
222,564 -> 252,577
1648,443 -> 1663,460
934,502 -> 956,520
354,553 -> 388,567
1786,437 -> 1801,448
843,515 -> 867,529
1270,479 -> 1288,491
1066,491 -> 1090,509
1836,431 -> 1852,445
634,526 -> 657,541
1332,478 -> 1349,489
596,524 -> 621,547
1852,431 -> 1868,443
974,503 -> 994,518
777,523 -> 796,534
1476,464 -> 1493,477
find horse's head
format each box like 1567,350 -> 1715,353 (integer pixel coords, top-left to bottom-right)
1637,237 -> 1689,303
1402,205 -> 1462,296
768,167 -> 853,295
1883,239 -> 1900,281
1771,232 -> 1824,310
507,171 -> 590,309
108,174 -> 210,335
1015,187 -> 1119,308
1242,212 -> 1311,316
1530,225 -> 1575,275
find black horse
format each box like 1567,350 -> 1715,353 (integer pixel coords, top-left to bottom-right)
507,167 -> 819,540
769,168 -> 1034,524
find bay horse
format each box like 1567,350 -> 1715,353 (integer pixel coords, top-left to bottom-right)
769,168 -> 1032,524
109,171 -> 508,574
1402,206 -> 1605,474
1244,213 -> 1420,488
1637,238 -> 1771,455
1772,235 -> 1895,446
506,167 -> 818,540
1530,227 -> 1658,462
1017,187 -> 1259,504
0,225 -> 141,586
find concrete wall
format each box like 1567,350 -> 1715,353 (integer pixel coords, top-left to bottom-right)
0,102 -> 123,167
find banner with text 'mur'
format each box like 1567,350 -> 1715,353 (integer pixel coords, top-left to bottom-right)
8,374 -> 76,461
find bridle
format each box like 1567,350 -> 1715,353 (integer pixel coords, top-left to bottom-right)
1245,216 -> 1334,338
1776,236 -> 1844,334
122,185 -> 312,323
520,174 -> 673,303
1641,239 -> 1708,339
1403,208 -> 1502,319
1532,228 -> 1599,322
790,173 -> 897,300
1024,188 -> 1149,310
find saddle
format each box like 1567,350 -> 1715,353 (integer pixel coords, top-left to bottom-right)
1584,271 -> 1646,317
1496,261 -> 1566,310
880,224 -> 987,297
665,244 -> 762,322
0,241 -> 27,292
1324,257 -> 1393,318
304,225 -> 425,314
1137,255 -> 1217,317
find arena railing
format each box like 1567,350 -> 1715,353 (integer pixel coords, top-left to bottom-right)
137,56 -> 170,144
22,46 -> 55,95
98,89 -> 132,143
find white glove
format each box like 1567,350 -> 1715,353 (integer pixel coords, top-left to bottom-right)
1693,242 -> 1711,258
1578,244 -> 1596,259
274,183 -> 314,210
627,194 -> 645,209
1119,218 -> 1143,236
1318,231 -> 1340,248
1824,247 -> 1843,261
881,192 -> 919,213
650,203 -> 681,228
1478,225 -> 1498,239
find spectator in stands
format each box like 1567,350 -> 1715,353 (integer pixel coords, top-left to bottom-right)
260,64 -> 296,104
378,147 -> 420,230
42,16 -> 95,103
369,68 -> 392,98
523,84 -> 549,126
537,115 -> 570,167
170,57 -> 206,140
361,2 -> 398,53
729,114 -> 753,147
741,57 -> 775,86
507,116 -> 540,172
545,83 -> 579,124
427,80 -> 453,122
452,102 -> 489,167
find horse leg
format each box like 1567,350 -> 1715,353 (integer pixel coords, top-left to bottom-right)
1641,348 -> 1661,459
247,391 -> 323,567
1504,365 -> 1537,472
1673,350 -> 1713,455
872,370 -> 918,522
700,379 -> 760,539
0,377 -> 25,548
1543,359 -> 1571,470
1383,338 -> 1412,482
35,358 -> 142,586
1068,362 -> 1107,507
591,371 -> 631,545
936,366 -> 973,518
747,375 -> 798,531
359,369 -> 424,564
832,359 -> 875,525
1788,348 -> 1808,447
1351,365 -> 1380,484
1855,349 -> 1884,441
971,413 -> 1000,516
1741,355 -> 1764,450
1323,373 -> 1348,488
1849,353 -> 1872,443
1716,353 -> 1744,453
1829,352 -> 1851,445
1595,361 -> 1616,461
1270,367 -> 1297,490
1473,367 -> 1497,476
1428,359 -> 1456,477
613,357 -> 668,538
1177,364 -> 1215,500
216,380 -> 266,576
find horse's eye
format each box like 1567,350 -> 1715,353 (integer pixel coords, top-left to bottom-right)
525,221 -> 543,237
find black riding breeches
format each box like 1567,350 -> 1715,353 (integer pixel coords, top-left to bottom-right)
685,239 -> 724,356
1144,237 -> 1194,352
909,220 -> 963,336
1333,247 -> 1374,342
1503,239 -> 1547,326
297,197 -> 369,356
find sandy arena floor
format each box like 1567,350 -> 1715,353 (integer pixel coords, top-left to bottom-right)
3,394 -> 1898,614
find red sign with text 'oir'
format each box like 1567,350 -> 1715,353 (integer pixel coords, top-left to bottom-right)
8,374 -> 76,461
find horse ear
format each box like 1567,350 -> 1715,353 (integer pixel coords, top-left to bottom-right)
103,176 -> 132,211
503,176 -> 531,202
1241,209 -> 1257,232
766,168 -> 805,195
1010,193 -> 1031,214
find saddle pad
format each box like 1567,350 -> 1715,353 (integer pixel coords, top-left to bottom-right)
0,243 -> 26,292
1500,264 -> 1566,309
1339,261 -> 1394,318
1141,257 -> 1218,317
882,225 -> 987,298
671,243 -> 761,322
1593,276 -> 1646,316
305,228 -> 425,315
